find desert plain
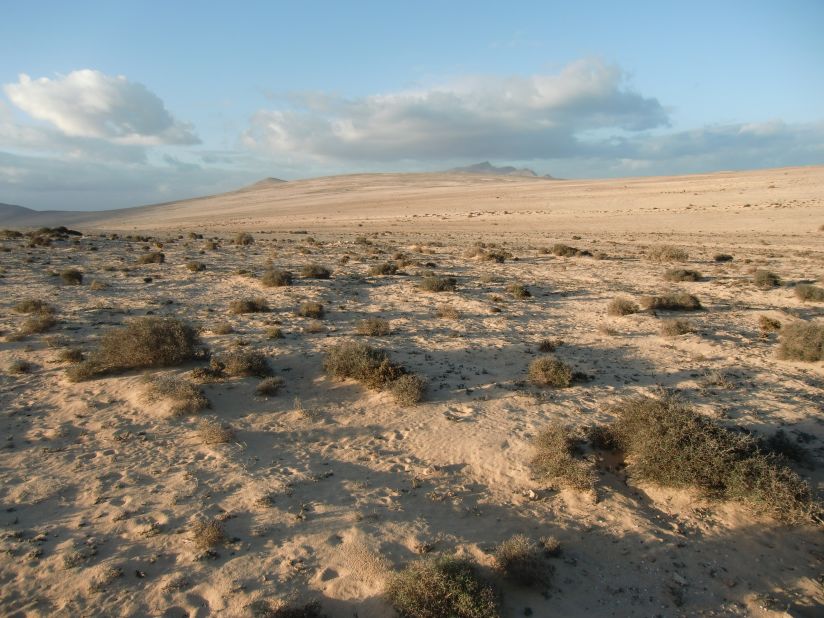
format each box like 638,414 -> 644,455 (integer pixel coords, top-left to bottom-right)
0,165 -> 823,617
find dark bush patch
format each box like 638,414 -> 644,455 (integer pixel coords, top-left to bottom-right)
229,298 -> 269,314
368,262 -> 398,276
528,356 -> 574,388
640,292 -> 702,311
664,269 -> 702,282
59,268 -> 83,285
419,275 -> 457,292
256,376 -> 284,396
714,253 -> 734,262
186,261 -> 205,272
301,264 -> 331,279
261,269 -> 293,287
297,301 -> 324,319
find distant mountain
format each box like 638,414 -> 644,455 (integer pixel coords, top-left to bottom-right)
448,161 -> 539,177
0,202 -> 36,221
245,177 -> 287,190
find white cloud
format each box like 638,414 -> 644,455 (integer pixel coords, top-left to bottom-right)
4,69 -> 198,145
243,58 -> 669,162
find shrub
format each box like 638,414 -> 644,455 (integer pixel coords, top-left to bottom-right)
186,261 -> 205,272
537,338 -> 562,353
219,350 -> 273,377
256,377 -> 284,396
297,301 -> 324,319
607,297 -> 639,316
777,321 -> 824,361
368,262 -> 398,276
7,359 -> 34,374
640,292 -> 702,311
647,245 -> 689,262
551,243 -> 589,257
391,373 -> 426,405
57,348 -> 84,363
89,280 -> 109,291
67,317 -> 201,381
191,518 -> 226,549
198,419 -> 235,444
14,299 -> 54,314
531,423 -> 596,491
660,318 -> 695,337
758,315 -> 781,334
714,253 -> 734,262
506,283 -> 531,299
265,326 -> 284,339
261,269 -> 293,287
356,317 -> 390,336
609,392 -> 819,523
19,314 -> 57,335
435,304 -> 461,319
494,535 -> 553,587
385,556 -> 500,618
528,356 -> 573,388
59,268 -> 83,285
212,322 -> 234,335
137,251 -> 165,264
664,269 -> 702,282
324,341 -> 406,390
419,275 -> 456,292
229,298 -> 269,314
301,264 -> 331,279
753,270 -> 780,289
145,375 -> 209,416
795,283 -> 824,302
234,232 -> 254,246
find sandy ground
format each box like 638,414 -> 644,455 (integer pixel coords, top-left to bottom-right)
1,166 -> 823,617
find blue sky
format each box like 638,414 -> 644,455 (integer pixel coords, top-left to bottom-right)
1,1 -> 822,210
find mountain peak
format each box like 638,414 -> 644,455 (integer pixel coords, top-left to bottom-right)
447,161 -> 539,177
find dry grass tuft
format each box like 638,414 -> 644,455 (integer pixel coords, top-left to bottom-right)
218,350 -> 273,377
647,245 -> 689,262
494,534 -> 553,587
59,268 -> 83,285
607,297 -> 639,316
664,269 -> 702,282
198,419 -> 235,445
640,292 -> 702,311
230,298 -> 269,314
795,283 -> 824,302
261,269 -> 293,287
191,518 -> 226,549
419,275 -> 457,292
660,318 -> 695,337
777,321 -> 824,361
528,356 -> 574,388
137,251 -> 165,264
506,283 -> 531,299
531,423 -> 596,491
297,301 -> 324,319
368,262 -> 398,276
356,317 -> 391,336
390,373 -> 426,405
255,377 -> 284,396
301,264 -> 331,279
753,270 -> 781,289
144,375 -> 209,416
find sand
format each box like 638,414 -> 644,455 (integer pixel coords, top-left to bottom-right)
0,166 -> 822,617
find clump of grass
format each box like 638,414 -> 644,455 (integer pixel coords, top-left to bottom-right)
324,340 -> 413,393
89,280 -> 109,291
198,419 -> 235,444
301,264 -> 331,279
57,348 -> 84,363
551,243 -> 589,257
191,518 -> 226,549
664,269 -> 702,282
609,392 -> 819,523
435,305 -> 461,319
256,377 -> 284,396
795,283 -> 824,302
506,283 -> 531,299
607,297 -> 639,316
528,356 -> 573,388
297,301 -> 324,319
753,270 -> 781,289
714,253 -> 734,262
145,375 -> 209,416
234,232 -> 254,246
212,322 -> 234,335
660,318 -> 695,337
640,292 -> 702,311
218,350 -> 273,377
303,320 -> 326,334
356,317 -> 391,336
59,268 -> 83,285
7,359 -> 34,374
186,261 -> 205,272
419,275 -> 457,292
67,317 -> 202,381
776,321 -> 824,361
229,298 -> 269,314
261,269 -> 293,287
494,534 -> 553,587
530,423 -> 596,491
14,299 -> 54,314
647,245 -> 689,262
385,556 -> 500,618
137,251 -> 165,264
265,326 -> 284,339
19,313 -> 58,336
391,373 -> 426,405
537,338 -> 562,353
368,262 -> 398,276
758,315 -> 781,334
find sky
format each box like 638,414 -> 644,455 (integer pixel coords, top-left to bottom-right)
1,1 -> 823,211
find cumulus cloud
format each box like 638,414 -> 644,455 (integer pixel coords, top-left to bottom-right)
4,69 -> 198,145
243,58 -> 669,162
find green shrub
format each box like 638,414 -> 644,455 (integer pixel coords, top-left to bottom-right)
777,321 -> 824,361
530,423 -> 596,491
609,393 -> 819,523
386,556 -> 500,618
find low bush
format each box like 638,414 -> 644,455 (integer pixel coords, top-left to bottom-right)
660,318 -> 695,337
531,423 -> 596,490
664,269 -> 702,282
234,232 -> 254,246
144,375 -> 209,416
647,245 -> 689,262
356,317 -> 391,336
229,298 -> 269,314
297,301 -> 324,319
261,269 -> 293,287
419,275 -> 457,292
137,251 -> 165,264
494,534 -> 553,587
640,292 -> 702,311
60,268 -> 83,285
795,283 -> 824,302
506,283 -> 531,299
368,262 -> 398,276
391,373 -> 426,405
528,356 -> 574,388
217,350 -> 273,377
255,376 -> 284,396
607,297 -> 639,316
753,270 -> 781,289
777,321 -> 824,361
301,264 -> 331,279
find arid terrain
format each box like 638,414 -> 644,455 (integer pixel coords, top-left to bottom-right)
1,166 -> 823,617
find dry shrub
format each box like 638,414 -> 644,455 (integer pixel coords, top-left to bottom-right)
60,268 -> 83,285
303,320 -> 326,334
256,377 -> 284,396
537,338 -> 562,353
640,292 -> 702,311
235,232 -> 254,246
753,270 -> 781,289
212,322 -> 234,335
219,350 -> 272,377
186,261 -> 205,272
777,321 -> 824,361
14,299 -> 54,314
368,262 -> 398,276
89,280 -> 109,291
531,423 -> 596,491
391,374 -> 426,405
7,359 -> 34,374
137,251 -> 165,264
261,269 -> 293,287
795,283 -> 824,302
758,315 -> 781,335
297,301 -> 324,319
356,317 -> 391,336
198,419 -> 235,444
647,245 -> 689,262
607,297 -> 639,316
67,317 -> 201,381
251,601 -> 325,618
301,264 -> 331,279
19,313 -> 57,335
714,253 -> 734,262
506,283 -> 531,299
494,534 -> 553,587
230,298 -> 269,314
660,318 -> 695,337
265,326 -> 284,339
664,269 -> 702,282
528,356 -> 573,388
609,392 -> 819,523
385,556 -> 500,618
191,518 -> 226,549
145,375 -> 209,416
551,243 -> 589,257
323,340 -> 419,396
57,348 -> 84,363
419,275 -> 457,292
435,305 -> 461,319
